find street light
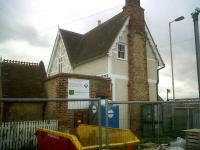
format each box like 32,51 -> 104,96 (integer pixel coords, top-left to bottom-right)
169,16 -> 185,101
191,8 -> 200,98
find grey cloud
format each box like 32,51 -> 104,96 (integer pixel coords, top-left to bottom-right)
0,0 -> 50,47
159,40 -> 198,98
175,78 -> 198,98
0,21 -> 50,47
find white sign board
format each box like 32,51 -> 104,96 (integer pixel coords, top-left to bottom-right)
68,78 -> 90,109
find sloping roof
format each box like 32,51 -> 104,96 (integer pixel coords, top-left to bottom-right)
59,12 -> 128,67
59,29 -> 83,65
0,60 -> 47,98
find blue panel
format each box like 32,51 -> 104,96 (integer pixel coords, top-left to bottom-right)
101,105 -> 119,128
109,106 -> 119,128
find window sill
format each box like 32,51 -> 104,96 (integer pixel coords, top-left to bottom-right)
117,57 -> 127,61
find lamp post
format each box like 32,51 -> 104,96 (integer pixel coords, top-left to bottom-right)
191,8 -> 200,98
169,16 -> 185,101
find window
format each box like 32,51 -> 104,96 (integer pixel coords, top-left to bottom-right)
58,57 -> 63,73
117,43 -> 126,60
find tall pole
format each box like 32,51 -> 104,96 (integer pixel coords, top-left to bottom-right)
169,22 -> 175,101
169,16 -> 184,101
192,9 -> 200,98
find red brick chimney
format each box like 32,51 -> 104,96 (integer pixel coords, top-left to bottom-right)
123,0 -> 149,135
126,0 -> 140,6
123,0 -> 149,101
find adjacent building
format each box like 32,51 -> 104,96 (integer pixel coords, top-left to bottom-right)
47,0 -> 164,129
47,0 -> 164,103
0,59 -> 47,122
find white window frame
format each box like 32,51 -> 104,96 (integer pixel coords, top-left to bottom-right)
117,43 -> 127,60
58,57 -> 63,73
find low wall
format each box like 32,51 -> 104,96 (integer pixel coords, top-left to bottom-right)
44,73 -> 111,130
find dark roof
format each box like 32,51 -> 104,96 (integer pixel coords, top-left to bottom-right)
59,12 -> 128,67
0,60 -> 47,98
59,29 -> 83,65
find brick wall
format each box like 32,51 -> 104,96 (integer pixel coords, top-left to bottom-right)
123,1 -> 149,135
45,73 -> 111,98
3,103 -> 44,122
44,73 -> 111,130
0,60 -> 47,122
0,104 -> 3,122
0,80 -> 2,98
1,60 -> 47,98
44,75 -> 68,130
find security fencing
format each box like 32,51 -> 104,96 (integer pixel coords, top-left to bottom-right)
0,98 -> 103,150
106,100 -> 200,149
0,98 -> 200,150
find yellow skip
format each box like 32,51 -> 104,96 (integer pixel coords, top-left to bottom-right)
36,124 -> 140,150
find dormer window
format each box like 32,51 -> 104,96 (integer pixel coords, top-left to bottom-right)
58,57 -> 63,73
117,43 -> 127,60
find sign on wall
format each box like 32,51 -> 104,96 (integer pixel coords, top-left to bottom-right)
68,78 -> 90,109
68,78 -> 90,98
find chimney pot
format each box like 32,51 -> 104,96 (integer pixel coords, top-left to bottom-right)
126,0 -> 140,6
97,20 -> 101,26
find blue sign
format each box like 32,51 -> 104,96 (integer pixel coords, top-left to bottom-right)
101,105 -> 119,128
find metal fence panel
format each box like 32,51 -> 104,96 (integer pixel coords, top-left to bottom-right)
0,98 -> 103,150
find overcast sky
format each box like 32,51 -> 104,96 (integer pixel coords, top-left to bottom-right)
0,0 -> 199,100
